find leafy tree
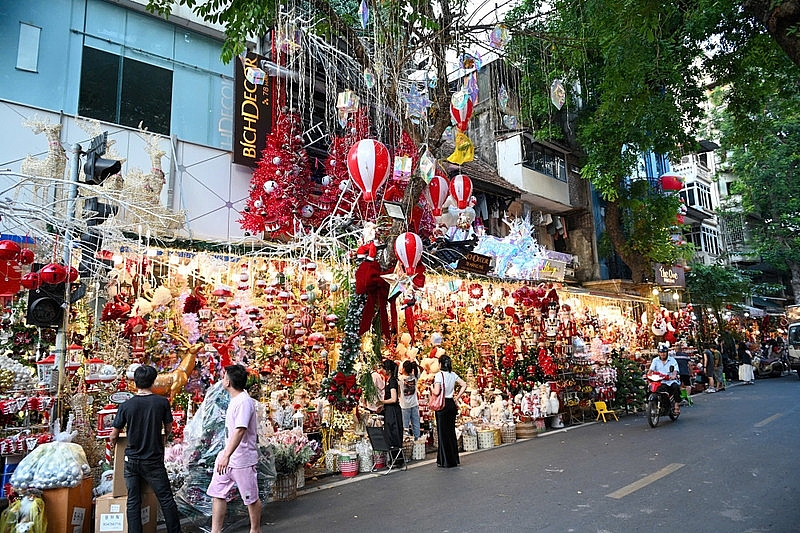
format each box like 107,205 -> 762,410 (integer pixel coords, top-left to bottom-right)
504,0 -> 800,282
685,264 -> 755,342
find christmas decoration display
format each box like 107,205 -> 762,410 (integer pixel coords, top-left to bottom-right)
347,139 -> 391,203
239,110 -> 315,236
318,294 -> 367,412
394,232 -> 423,276
550,79 -> 566,110
448,174 -> 473,210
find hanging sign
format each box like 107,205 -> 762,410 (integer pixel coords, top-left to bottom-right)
538,259 -> 567,281
233,51 -> 273,167
654,263 -> 685,287
457,252 -> 493,275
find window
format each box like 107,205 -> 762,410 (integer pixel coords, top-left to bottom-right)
686,224 -> 720,256
522,138 -> 567,181
16,23 -> 41,72
720,212 -> 745,250
78,47 -> 172,135
680,181 -> 713,211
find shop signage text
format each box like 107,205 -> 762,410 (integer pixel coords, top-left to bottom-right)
233,52 -> 272,167
457,252 -> 492,275
654,263 -> 685,287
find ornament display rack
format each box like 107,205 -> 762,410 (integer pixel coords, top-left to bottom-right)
564,354 -> 596,425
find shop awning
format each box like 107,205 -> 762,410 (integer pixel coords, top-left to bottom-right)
752,296 -> 785,315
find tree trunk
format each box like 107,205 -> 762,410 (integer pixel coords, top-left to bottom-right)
789,262 -> 800,304
743,0 -> 800,68
604,200 -> 651,284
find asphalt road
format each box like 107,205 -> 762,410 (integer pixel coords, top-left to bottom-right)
187,374 -> 800,533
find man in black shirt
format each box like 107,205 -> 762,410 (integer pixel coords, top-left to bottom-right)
110,365 -> 182,533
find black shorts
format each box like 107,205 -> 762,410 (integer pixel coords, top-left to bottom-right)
680,375 -> 691,386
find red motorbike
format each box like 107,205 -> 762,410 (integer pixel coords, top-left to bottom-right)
646,371 -> 680,428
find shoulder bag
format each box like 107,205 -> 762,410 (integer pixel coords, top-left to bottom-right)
428,374 -> 445,411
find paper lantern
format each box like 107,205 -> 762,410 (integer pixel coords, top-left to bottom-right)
449,174 -> 473,209
450,93 -> 474,131
347,139 -> 391,202
660,174 -> 685,191
423,175 -> 450,216
394,232 -> 423,275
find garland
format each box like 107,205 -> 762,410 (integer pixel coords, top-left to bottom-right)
318,293 -> 367,411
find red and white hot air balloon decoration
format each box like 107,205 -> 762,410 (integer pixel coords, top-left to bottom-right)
450,91 -> 474,132
449,174 -> 473,209
423,175 -> 450,216
394,232 -> 423,276
347,139 -> 391,202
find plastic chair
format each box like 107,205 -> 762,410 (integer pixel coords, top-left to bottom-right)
594,401 -> 618,422
366,426 -> 407,475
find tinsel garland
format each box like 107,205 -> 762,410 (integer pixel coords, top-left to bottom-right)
318,293 -> 367,411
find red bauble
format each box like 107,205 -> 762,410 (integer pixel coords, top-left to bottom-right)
39,263 -> 68,284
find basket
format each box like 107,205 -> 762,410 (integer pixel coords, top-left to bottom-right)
492,428 -> 502,446
412,440 -> 426,460
402,438 -> 414,459
500,423 -> 516,444
272,471 -> 298,502
462,434 -> 478,452
339,453 -> 359,478
477,430 -> 495,449
358,451 -> 374,472
324,449 -> 339,472
515,421 -> 536,439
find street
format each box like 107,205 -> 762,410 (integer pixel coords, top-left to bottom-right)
191,375 -> 800,533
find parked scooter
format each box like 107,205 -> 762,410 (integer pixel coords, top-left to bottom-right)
646,370 -> 680,428
752,346 -> 785,378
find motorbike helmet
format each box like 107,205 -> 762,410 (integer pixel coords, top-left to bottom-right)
657,342 -> 670,353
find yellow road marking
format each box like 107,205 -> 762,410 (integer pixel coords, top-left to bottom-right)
754,413 -> 782,427
606,463 -> 685,499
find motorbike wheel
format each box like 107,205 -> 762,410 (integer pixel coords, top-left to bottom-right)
669,401 -> 679,421
647,395 -> 660,428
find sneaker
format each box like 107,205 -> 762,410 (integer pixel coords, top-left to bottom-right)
706,388 -> 716,393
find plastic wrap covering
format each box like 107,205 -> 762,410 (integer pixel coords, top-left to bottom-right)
9,442 -> 90,490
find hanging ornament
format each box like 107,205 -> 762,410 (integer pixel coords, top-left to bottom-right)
18,248 -> 35,265
20,271 -> 40,291
489,24 -> 510,49
347,139 -> 391,202
0,241 -> 21,261
39,263 -> 68,285
263,180 -> 278,193
459,51 -> 483,71
466,71 -> 479,105
498,85 -> 510,112
394,232 -> 423,275
359,0 -> 369,28
403,84 -> 432,123
502,115 -> 518,129
300,204 -> 314,218
442,126 -> 455,142
659,174 -> 685,191
363,69 -> 376,89
446,132 -> 475,165
449,174 -> 473,209
392,155 -> 413,182
239,264 -> 250,282
550,79 -> 566,110
418,148 -> 437,184
423,175 -> 450,216
450,90 -> 474,131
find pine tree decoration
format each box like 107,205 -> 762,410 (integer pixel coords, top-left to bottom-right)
318,293 -> 367,412
610,351 -> 647,413
238,110 -> 315,236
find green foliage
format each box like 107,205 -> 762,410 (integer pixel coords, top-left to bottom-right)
610,351 -> 646,413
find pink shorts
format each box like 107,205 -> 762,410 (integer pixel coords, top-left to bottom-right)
206,465 -> 259,505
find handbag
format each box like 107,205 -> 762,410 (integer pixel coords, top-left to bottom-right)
428,376 -> 445,411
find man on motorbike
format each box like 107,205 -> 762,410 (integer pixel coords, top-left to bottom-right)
649,344 -> 682,415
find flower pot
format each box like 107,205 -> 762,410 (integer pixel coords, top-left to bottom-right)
272,471 -> 298,501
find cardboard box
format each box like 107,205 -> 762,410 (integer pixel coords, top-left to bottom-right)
42,476 -> 93,533
112,437 -> 127,497
95,490 -> 159,533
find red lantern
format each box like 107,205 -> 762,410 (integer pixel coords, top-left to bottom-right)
449,174 -> 473,209
659,174 -> 684,191
450,96 -> 474,131
394,232 -> 423,275
20,271 -> 41,290
347,139 -> 391,202
67,266 -> 79,283
423,175 -> 450,216
18,248 -> 35,265
39,263 -> 68,285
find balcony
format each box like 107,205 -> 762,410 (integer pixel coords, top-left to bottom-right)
496,133 -> 573,213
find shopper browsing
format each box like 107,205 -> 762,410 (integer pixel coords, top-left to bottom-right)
399,360 -> 421,440
378,359 -> 404,449
109,365 -> 182,533
207,364 -> 261,533
433,354 -> 466,468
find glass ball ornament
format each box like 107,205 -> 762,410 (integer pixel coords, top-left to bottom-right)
264,180 -> 278,193
339,180 -> 350,192
300,204 -> 314,218
272,156 -> 282,165
321,175 -> 332,186
253,199 -> 263,209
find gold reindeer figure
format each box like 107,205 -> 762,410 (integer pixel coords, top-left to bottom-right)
151,331 -> 205,399
20,116 -> 68,203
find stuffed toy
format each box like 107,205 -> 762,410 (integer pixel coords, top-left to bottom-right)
490,392 -> 506,424
418,356 -> 441,385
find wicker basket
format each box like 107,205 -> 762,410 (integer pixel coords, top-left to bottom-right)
272,472 -> 298,501
477,430 -> 495,449
492,428 -> 502,446
462,434 -> 478,452
500,423 -> 516,444
515,421 -> 535,438
412,440 -> 426,460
